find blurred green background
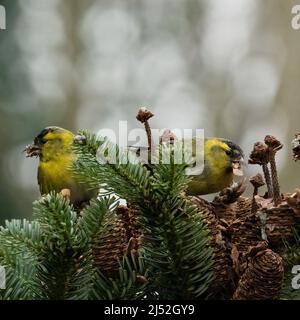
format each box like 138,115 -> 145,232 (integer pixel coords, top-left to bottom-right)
0,0 -> 300,222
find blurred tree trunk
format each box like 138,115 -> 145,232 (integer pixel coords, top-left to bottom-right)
59,0 -> 91,131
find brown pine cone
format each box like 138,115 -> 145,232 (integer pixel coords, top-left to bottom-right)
232,243 -> 284,300
92,206 -> 142,278
191,196 -> 235,296
255,195 -> 300,251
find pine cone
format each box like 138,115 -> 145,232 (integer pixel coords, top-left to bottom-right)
192,193 -> 265,297
214,195 -> 262,269
214,196 -> 255,225
191,197 -> 235,296
233,243 -> 284,300
92,206 -> 142,278
255,195 -> 300,250
192,182 -> 263,296
230,212 -> 262,262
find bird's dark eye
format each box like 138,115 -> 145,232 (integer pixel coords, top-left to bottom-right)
225,149 -> 232,156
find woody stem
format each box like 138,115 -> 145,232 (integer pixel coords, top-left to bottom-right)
262,164 -> 273,199
144,121 -> 152,164
269,150 -> 281,205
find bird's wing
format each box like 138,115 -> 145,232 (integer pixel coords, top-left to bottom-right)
37,166 -> 47,195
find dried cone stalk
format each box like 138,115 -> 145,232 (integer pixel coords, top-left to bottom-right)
136,107 -> 154,157
250,174 -> 265,196
92,206 -> 142,278
250,174 -> 265,213
264,135 -> 283,205
292,132 -> 300,161
136,107 -> 154,123
233,243 -> 284,300
249,142 -> 273,198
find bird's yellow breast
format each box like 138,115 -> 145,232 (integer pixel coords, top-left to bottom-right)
187,138 -> 234,195
38,154 -> 76,194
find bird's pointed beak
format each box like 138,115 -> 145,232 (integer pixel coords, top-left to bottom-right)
232,157 -> 244,176
24,143 -> 41,158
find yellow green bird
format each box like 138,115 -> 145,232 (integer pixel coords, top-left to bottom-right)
186,137 -> 244,195
131,136 -> 244,195
25,126 -> 98,207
